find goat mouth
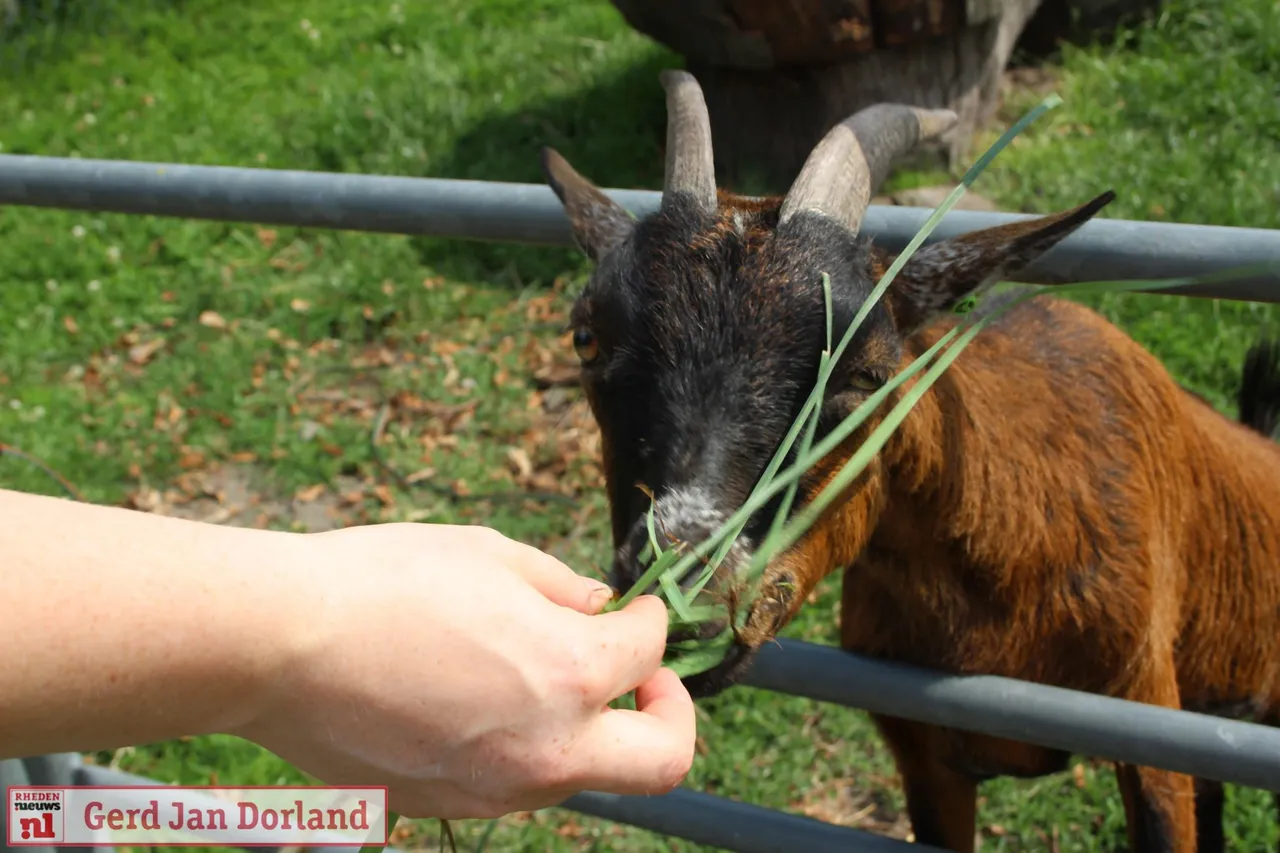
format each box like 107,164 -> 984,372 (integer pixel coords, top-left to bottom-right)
665,615 -> 728,646
676,640 -> 759,700
660,613 -> 762,700
662,572 -> 797,700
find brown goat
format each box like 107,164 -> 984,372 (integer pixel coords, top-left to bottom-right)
541,70 -> 1280,852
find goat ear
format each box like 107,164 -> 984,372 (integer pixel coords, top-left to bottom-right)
885,191 -> 1116,334
541,147 -> 636,262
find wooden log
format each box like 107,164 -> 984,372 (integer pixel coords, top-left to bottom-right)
609,0 -> 1047,192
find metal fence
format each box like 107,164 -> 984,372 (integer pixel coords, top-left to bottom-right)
2,153 -> 1280,853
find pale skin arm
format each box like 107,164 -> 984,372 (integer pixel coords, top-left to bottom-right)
0,488 -> 696,819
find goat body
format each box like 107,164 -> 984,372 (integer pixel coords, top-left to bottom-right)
834,287 -> 1280,852
542,70 -> 1280,852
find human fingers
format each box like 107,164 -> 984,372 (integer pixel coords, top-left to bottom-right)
496,534 -> 615,615
633,665 -> 695,723
573,594 -> 673,705
560,668 -> 697,796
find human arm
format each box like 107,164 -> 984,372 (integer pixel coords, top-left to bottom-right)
0,488 -> 695,818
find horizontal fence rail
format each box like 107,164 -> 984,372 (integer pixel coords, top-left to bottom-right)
2,154 -> 1280,303
744,640 -> 1280,791
3,153 -> 1280,853
562,788 -> 938,853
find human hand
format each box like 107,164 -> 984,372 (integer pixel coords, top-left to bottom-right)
235,522 -> 696,820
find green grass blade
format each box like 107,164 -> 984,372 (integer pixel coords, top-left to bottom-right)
661,562 -> 696,622
645,500 -> 662,558
667,604 -> 730,627
766,273 -> 835,541
610,547 -> 679,609
752,318 -> 993,572
665,630 -> 735,678
961,94 -> 1063,184
824,271 -> 834,349
825,93 -> 1066,371
763,354 -> 826,532
642,492 -> 698,619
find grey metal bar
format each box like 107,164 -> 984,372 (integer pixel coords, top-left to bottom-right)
1,154 -> 1278,302
743,639 -> 1280,792
560,788 -> 936,853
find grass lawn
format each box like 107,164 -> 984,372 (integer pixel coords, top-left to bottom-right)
2,0 -> 1278,850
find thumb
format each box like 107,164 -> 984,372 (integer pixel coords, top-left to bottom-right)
506,545 -> 616,615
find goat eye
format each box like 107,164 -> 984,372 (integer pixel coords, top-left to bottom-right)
572,327 -> 599,363
850,372 -> 884,392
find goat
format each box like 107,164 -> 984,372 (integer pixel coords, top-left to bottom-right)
541,70 -> 1280,852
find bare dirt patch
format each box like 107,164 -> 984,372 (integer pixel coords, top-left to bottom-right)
123,461 -> 358,532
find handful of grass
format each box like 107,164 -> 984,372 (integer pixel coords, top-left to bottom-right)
600,93 -> 1280,681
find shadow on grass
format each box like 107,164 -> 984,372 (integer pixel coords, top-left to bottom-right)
1012,0 -> 1163,65
408,49 -> 678,287
0,0 -> 190,78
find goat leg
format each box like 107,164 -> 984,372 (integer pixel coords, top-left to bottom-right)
1114,656 -> 1198,852
873,714 -> 979,853
1192,778 -> 1225,853
1115,762 -> 1198,852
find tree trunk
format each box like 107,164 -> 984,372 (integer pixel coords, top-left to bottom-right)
609,0 -> 1047,193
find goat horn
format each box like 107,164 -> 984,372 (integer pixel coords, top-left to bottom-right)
659,69 -> 718,217
779,105 -> 958,234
